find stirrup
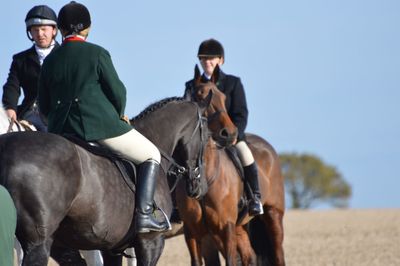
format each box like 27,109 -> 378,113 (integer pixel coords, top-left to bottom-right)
156,205 -> 172,231
136,204 -> 172,233
248,200 -> 264,216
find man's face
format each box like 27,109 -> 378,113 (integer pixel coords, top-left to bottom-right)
30,25 -> 56,48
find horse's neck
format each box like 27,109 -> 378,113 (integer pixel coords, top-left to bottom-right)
134,102 -> 196,154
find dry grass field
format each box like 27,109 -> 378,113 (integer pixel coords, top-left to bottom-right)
160,209 -> 400,266
36,209 -> 400,265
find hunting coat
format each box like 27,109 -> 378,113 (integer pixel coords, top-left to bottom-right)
184,69 -> 249,141
2,43 -> 59,117
38,40 -> 132,141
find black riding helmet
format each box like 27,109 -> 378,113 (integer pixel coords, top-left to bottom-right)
25,5 -> 57,41
197,39 -> 225,59
58,1 -> 91,35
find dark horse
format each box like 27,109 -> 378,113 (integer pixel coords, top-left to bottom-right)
0,97 -> 210,266
177,66 -> 285,265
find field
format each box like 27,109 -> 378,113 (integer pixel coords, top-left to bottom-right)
40,209 -> 400,265
160,209 -> 400,266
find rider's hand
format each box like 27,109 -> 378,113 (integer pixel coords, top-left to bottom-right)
120,115 -> 130,124
6,109 -> 17,121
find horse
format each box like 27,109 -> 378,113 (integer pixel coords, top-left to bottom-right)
0,96 -> 210,266
0,108 -> 107,266
177,66 -> 285,266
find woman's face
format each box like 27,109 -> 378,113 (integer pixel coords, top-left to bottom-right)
199,56 -> 223,76
30,25 -> 56,48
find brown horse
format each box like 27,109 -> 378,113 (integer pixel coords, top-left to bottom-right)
177,65 -> 285,265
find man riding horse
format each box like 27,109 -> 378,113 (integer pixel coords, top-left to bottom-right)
2,5 -> 59,131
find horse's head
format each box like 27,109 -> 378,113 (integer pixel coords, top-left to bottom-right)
188,64 -> 238,147
172,96 -> 212,199
131,96 -> 212,199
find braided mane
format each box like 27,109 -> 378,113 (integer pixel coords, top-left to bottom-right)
131,97 -> 185,122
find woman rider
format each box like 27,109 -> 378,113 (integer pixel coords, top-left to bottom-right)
184,39 -> 263,216
38,1 -> 170,233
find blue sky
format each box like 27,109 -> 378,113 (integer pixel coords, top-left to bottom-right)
1,1 -> 399,209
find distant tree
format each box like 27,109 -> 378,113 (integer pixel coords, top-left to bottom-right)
279,153 -> 351,209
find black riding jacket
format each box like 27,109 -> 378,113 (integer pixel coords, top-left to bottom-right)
2,43 -> 59,117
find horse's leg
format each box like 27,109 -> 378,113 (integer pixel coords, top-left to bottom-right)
183,229 -> 203,266
261,207 -> 285,266
15,238 -> 23,266
134,235 -> 165,266
101,252 -> 122,266
125,248 -> 137,266
235,226 -> 256,266
201,234 -> 221,266
219,222 -> 237,266
50,244 -> 87,266
22,239 -> 53,266
80,250 -> 103,266
249,207 -> 285,266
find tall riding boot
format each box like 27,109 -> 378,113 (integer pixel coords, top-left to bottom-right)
136,159 -> 170,233
243,162 -> 264,216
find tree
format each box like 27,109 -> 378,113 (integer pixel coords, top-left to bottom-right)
279,152 -> 351,209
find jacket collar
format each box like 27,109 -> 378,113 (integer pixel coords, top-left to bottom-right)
201,68 -> 226,86
27,45 -> 40,66
27,42 -> 60,66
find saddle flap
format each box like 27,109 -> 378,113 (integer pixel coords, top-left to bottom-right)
63,134 -> 137,192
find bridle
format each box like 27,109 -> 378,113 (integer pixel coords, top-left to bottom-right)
162,105 -> 207,195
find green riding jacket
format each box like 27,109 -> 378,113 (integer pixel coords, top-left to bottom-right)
38,40 -> 132,141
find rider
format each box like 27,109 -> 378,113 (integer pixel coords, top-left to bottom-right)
2,5 -> 59,131
184,38 -> 264,216
38,1 -> 170,233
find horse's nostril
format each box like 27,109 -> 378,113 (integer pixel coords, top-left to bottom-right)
220,128 -> 229,138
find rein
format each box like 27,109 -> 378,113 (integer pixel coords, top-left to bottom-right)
160,149 -> 186,192
7,119 -> 23,132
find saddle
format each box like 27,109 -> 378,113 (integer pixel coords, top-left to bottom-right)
224,146 -> 252,224
64,135 -> 137,193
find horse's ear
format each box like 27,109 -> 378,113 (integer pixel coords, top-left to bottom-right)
194,64 -> 201,85
198,90 -> 213,111
211,64 -> 220,84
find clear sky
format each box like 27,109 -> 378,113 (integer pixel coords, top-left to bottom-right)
1,1 -> 399,209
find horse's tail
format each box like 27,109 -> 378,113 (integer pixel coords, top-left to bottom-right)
248,216 -> 273,265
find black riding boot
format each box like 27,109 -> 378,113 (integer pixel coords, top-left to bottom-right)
136,159 -> 170,233
243,162 -> 264,216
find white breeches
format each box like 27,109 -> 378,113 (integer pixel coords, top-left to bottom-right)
99,128 -> 160,164
235,140 -> 255,167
